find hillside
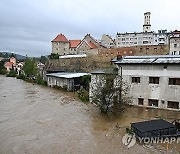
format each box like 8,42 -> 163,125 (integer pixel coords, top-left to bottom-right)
0,52 -> 26,60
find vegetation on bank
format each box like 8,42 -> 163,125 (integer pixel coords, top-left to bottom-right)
91,73 -> 131,116
2,57 -> 47,86
0,60 -> 7,75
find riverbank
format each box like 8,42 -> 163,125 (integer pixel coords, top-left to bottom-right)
0,75 -> 180,154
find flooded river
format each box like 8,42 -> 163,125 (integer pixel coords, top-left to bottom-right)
0,75 -> 179,154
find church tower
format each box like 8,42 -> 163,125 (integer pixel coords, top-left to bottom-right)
143,12 -> 151,32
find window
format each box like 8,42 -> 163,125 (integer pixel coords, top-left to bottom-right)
138,98 -> 144,105
167,101 -> 179,109
169,78 -> 180,85
148,99 -> 158,107
132,77 -> 140,83
149,77 -> 159,84
174,44 -> 177,48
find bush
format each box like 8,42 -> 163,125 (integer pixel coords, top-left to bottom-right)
0,69 -> 6,75
49,53 -> 59,59
16,74 -> 26,80
77,89 -> 89,102
35,75 -> 47,86
6,70 -> 16,77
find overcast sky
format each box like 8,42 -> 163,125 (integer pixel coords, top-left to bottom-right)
0,0 -> 179,57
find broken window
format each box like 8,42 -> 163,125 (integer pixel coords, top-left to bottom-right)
169,78 -> 180,85
148,99 -> 158,107
138,98 -> 144,105
168,101 -> 179,109
132,77 -> 140,83
149,77 -> 159,84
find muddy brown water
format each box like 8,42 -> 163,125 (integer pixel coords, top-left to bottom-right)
0,75 -> 179,154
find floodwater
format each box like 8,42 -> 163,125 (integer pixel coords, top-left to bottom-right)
0,75 -> 179,154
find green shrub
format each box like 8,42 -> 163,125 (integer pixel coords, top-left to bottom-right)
77,89 -> 89,102
0,69 -> 6,75
16,74 -> 26,80
6,70 -> 16,77
35,75 -> 47,86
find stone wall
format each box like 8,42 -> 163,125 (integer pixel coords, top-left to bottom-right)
134,45 -> 169,55
45,55 -> 113,73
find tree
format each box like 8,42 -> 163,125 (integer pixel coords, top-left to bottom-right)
40,56 -> 47,64
0,60 -> 7,74
4,53 -> 9,58
81,75 -> 91,90
49,53 -> 59,59
90,73 -> 131,116
23,58 -> 37,77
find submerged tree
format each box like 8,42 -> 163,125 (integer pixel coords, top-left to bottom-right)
90,73 -> 131,116
23,58 -> 37,77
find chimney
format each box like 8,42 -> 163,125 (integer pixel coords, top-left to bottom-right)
117,55 -> 122,60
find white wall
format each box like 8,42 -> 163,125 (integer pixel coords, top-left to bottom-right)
116,64 -> 180,111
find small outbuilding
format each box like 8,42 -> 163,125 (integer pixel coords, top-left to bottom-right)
46,72 -> 89,91
131,119 -> 177,138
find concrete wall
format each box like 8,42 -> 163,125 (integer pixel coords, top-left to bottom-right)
116,64 -> 180,111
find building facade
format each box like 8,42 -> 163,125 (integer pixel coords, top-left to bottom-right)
51,34 -> 70,55
116,12 -> 169,47
46,72 -> 88,91
51,34 -> 104,55
101,34 -> 116,48
112,55 -> 180,111
169,30 -> 180,55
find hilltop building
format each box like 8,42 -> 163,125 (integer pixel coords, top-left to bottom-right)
51,34 -> 105,55
169,30 -> 180,55
51,34 -> 70,55
100,34 -> 116,48
116,12 -> 169,47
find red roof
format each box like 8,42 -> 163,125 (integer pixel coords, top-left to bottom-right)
4,62 -> 13,67
173,30 -> 180,34
69,40 -> 81,48
52,34 -> 69,42
87,42 -> 97,49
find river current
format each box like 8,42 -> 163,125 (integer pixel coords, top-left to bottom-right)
0,75 -> 179,154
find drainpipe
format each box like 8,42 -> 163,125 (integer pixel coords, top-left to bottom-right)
119,65 -> 122,105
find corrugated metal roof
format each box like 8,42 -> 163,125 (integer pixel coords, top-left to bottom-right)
113,55 -> 180,64
46,72 -> 89,78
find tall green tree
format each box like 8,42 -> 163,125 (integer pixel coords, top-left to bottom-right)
91,73 -> 131,116
40,56 -> 47,64
23,58 -> 37,77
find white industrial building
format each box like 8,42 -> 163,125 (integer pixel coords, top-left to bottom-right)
116,12 -> 169,47
111,55 -> 180,111
46,72 -> 89,91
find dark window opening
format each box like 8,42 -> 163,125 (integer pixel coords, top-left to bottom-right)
132,77 -> 140,83
169,78 -> 180,85
168,101 -> 179,109
148,99 -> 158,107
149,77 -> 159,84
138,98 -> 144,105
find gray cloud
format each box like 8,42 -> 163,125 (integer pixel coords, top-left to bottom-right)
0,0 -> 179,56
